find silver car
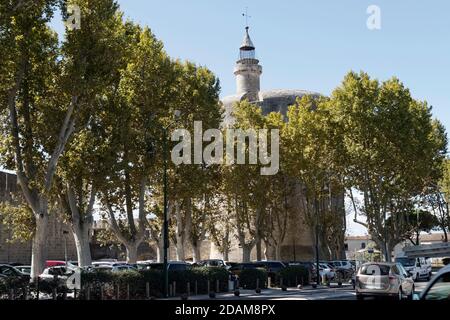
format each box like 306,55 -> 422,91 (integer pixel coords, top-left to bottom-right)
355,262 -> 414,300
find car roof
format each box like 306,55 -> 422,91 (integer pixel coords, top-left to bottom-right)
360,262 -> 396,266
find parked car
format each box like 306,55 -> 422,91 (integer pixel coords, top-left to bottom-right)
419,264 -> 450,300
97,259 -> 118,263
136,262 -> 152,270
229,263 -> 266,277
93,265 -> 114,272
92,261 -> 115,267
45,260 -> 66,268
0,264 -> 29,281
39,266 -> 74,280
255,261 -> 286,281
319,263 -> 336,281
395,256 -> 432,281
355,262 -> 414,300
148,261 -> 191,272
15,266 -> 31,275
330,260 -> 354,270
0,262 -> 23,267
290,261 -> 317,282
136,260 -> 154,269
225,262 -> 239,269
112,264 -> 137,272
197,259 -> 230,269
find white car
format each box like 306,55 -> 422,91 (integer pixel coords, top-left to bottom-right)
330,260 -> 354,270
395,256 -> 432,281
319,263 -> 336,280
39,266 -> 74,280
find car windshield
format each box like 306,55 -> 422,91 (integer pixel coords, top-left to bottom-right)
359,264 -> 390,276
395,257 -> 416,267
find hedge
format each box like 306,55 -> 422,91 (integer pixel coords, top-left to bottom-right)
238,269 -> 268,289
277,266 -> 309,286
0,266 -> 232,300
0,276 -> 68,300
79,266 -> 231,299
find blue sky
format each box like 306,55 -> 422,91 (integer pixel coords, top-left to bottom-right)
103,1 -> 450,115
52,1 -> 450,234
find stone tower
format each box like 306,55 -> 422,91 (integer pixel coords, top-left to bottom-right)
234,27 -> 262,101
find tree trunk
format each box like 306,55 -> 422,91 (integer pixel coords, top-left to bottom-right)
192,243 -> 201,262
155,240 -> 164,263
242,244 -> 253,263
383,243 -> 392,262
222,231 -> 230,261
255,237 -> 262,261
175,201 -> 186,261
72,223 -> 92,267
176,240 -> 185,261
275,243 -> 282,261
263,242 -> 269,261
125,242 -> 139,264
31,213 -> 49,279
223,249 -> 229,262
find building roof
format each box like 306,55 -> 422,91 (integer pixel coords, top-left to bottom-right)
240,27 -> 255,50
258,89 -> 320,100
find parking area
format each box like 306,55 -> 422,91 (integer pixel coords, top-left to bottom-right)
165,278 -> 433,301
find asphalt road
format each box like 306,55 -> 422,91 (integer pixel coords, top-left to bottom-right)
175,281 -> 431,301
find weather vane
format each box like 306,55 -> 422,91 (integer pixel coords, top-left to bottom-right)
242,7 -> 251,28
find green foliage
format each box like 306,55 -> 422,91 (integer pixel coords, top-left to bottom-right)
0,201 -> 35,242
278,266 -> 309,286
77,267 -> 230,299
328,71 -> 448,258
238,268 -> 268,289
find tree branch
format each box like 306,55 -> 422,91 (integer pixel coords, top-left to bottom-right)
45,96 -> 78,191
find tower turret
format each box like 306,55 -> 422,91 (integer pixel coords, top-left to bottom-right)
234,27 -> 262,99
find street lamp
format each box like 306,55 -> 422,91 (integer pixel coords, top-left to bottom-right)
162,110 -> 181,298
